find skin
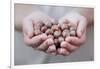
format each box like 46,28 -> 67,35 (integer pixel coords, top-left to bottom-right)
57,9 -> 93,55
46,45 -> 56,55
15,9 -> 93,56
24,33 -> 48,47
37,38 -> 54,51
22,11 -> 56,51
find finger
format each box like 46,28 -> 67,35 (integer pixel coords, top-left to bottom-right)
24,33 -> 47,47
65,31 -> 86,45
61,41 -> 78,52
77,17 -> 87,38
23,19 -> 34,38
57,48 -> 70,56
46,46 -> 57,56
37,38 -> 54,51
50,52 -> 57,56
46,45 -> 56,53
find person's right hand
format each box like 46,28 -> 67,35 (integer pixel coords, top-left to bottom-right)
22,11 -> 55,51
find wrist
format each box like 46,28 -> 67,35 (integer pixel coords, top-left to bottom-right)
73,9 -> 94,25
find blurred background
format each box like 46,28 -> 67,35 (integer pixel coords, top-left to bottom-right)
14,4 -> 94,65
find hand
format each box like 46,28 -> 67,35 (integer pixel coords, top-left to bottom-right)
22,11 -> 55,51
57,12 -> 87,56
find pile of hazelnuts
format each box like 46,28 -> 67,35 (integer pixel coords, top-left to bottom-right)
33,20 -> 77,54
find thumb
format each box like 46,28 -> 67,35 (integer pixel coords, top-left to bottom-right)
77,18 -> 87,38
23,19 -> 34,38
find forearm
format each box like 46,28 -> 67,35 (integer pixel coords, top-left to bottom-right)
14,6 -> 39,32
73,8 -> 94,25
14,10 -> 42,32
15,21 -> 22,32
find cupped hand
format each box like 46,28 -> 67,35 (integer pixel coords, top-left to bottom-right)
22,11 -> 56,51
58,12 -> 88,56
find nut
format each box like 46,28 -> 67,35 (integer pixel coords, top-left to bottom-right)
45,29 -> 53,35
58,36 -> 64,43
62,29 -> 69,37
51,25 -> 59,31
48,35 -> 54,39
41,26 -> 48,32
70,30 -> 76,36
60,23 -> 68,30
54,30 -> 61,38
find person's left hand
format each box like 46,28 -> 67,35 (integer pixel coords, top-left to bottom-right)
56,12 -> 87,56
